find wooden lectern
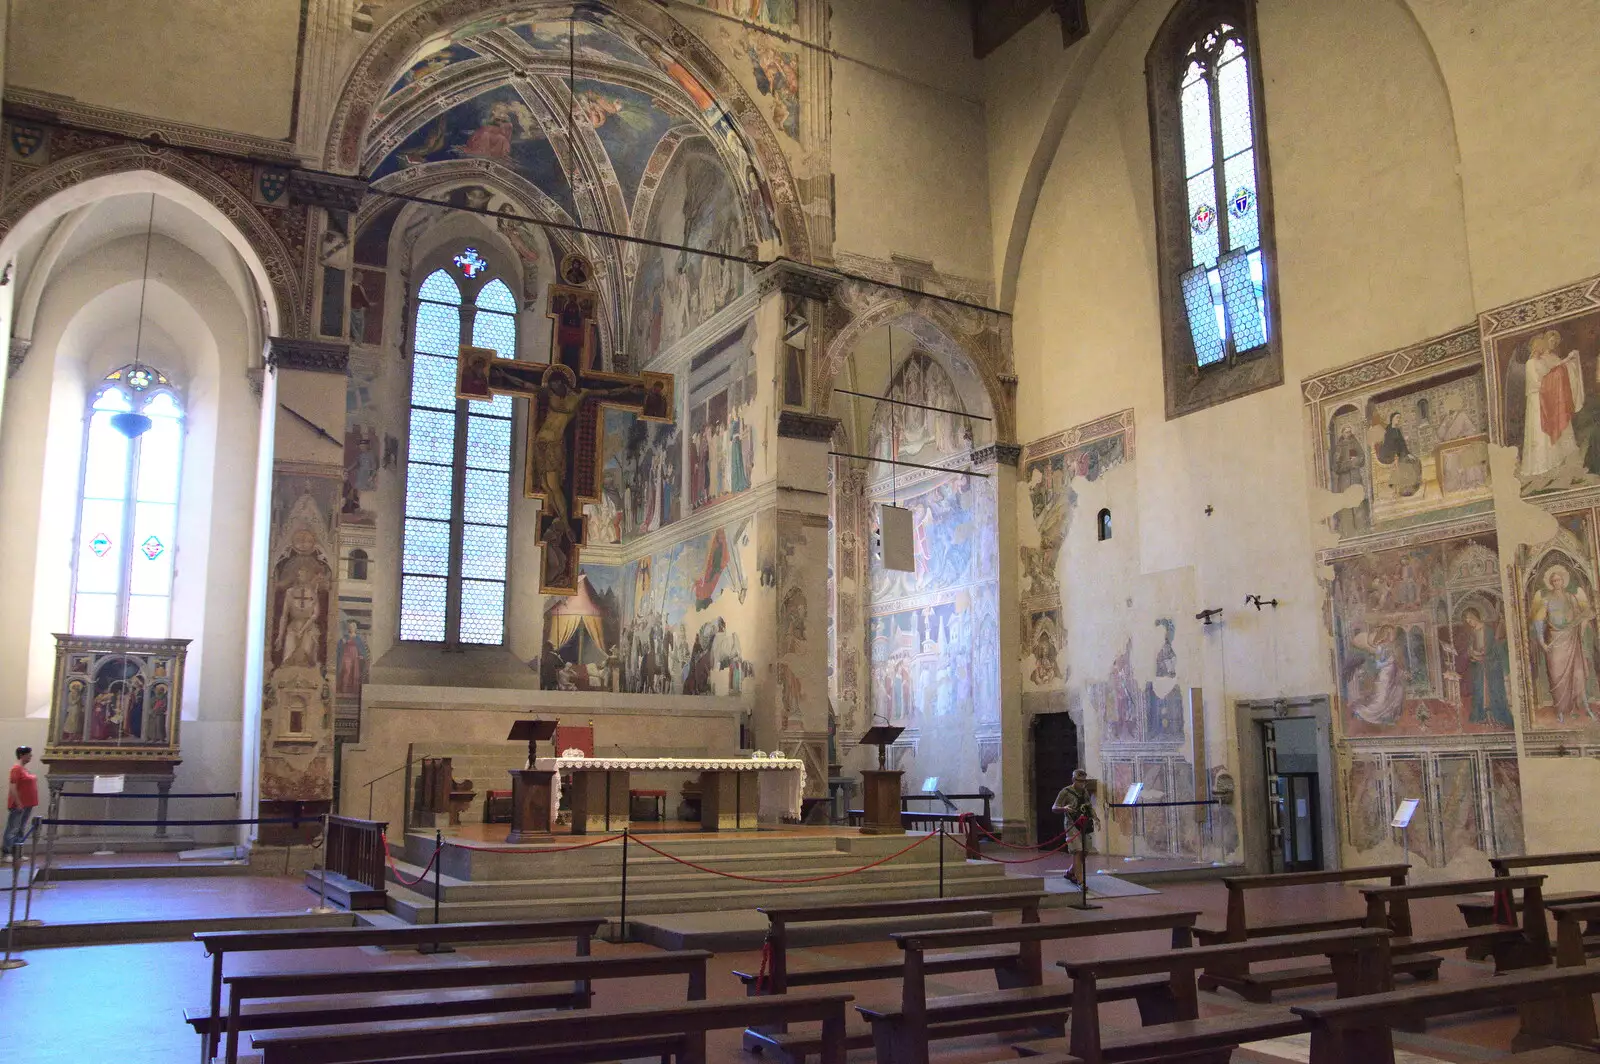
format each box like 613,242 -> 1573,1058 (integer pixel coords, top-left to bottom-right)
506,719 -> 558,843
857,725 -> 905,836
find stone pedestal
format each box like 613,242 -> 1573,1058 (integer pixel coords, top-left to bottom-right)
506,769 -> 554,843
567,768 -> 629,834
859,769 -> 905,835
699,769 -> 760,831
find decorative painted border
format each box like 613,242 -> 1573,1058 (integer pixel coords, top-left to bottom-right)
1020,407 -> 1135,465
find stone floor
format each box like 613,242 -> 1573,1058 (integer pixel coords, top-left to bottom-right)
0,872 -> 1545,1064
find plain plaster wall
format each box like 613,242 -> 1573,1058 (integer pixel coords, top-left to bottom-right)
8,0 -> 301,139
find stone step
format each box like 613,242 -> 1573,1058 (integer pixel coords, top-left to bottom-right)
402,846 -> 951,886
385,872 -> 1048,925
384,856 -> 1012,902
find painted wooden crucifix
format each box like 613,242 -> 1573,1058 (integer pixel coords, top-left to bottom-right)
457,252 -> 674,594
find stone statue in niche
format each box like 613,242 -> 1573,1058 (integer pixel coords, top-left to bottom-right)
268,489 -> 335,746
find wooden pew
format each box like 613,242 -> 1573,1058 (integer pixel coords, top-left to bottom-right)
1050,927 -> 1393,1064
1360,873 -> 1552,972
857,910 -> 1201,1064
199,950 -> 710,1064
1290,964 -> 1600,1064
738,893 -> 1045,1063
1192,863 -> 1440,1001
249,990 -> 856,1064
1533,901 -> 1600,1046
190,918 -> 603,1063
1459,851 -> 1600,957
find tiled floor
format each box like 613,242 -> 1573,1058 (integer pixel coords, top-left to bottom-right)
0,875 -> 1552,1063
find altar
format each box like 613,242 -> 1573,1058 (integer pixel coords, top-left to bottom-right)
543,754 -> 805,833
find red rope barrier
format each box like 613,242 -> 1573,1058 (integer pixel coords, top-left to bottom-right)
949,827 -> 1081,865
628,831 -> 934,884
956,812 -> 1070,852
380,834 -> 440,888
756,938 -> 774,993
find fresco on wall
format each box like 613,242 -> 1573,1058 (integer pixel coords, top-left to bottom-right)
1019,416 -> 1130,604
685,0 -> 798,23
537,566 -> 625,691
1488,300 -> 1600,496
496,208 -> 547,309
629,140 -> 752,361
606,518 -> 756,695
687,320 -> 758,512
746,37 -> 800,139
1490,757 -> 1525,856
870,474 -> 996,602
341,360 -> 382,526
590,405 -> 682,544
349,269 -> 386,346
867,352 -> 975,466
574,79 -> 674,208
1332,532 -> 1511,737
1514,510 -> 1600,728
1346,758 -> 1387,852
1323,367 -> 1492,537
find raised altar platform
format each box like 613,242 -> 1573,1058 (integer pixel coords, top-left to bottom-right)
378,825 -> 1048,926
545,754 -> 804,833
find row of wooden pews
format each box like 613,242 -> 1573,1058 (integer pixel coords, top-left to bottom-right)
176,855 -> 1600,1064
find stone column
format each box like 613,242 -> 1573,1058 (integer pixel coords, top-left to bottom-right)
258,337 -> 349,840
979,442 -> 1029,843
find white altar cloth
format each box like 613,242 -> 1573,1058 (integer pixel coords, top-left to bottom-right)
538,755 -> 806,823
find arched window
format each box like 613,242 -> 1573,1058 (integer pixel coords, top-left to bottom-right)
71,364 -> 184,637
399,252 -> 517,645
1148,0 -> 1281,418
1097,508 -> 1112,541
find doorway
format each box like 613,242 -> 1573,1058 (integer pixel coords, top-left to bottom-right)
1234,697 -> 1340,874
1031,712 -> 1079,845
1260,716 -> 1324,873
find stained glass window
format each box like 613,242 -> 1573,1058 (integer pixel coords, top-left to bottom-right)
1174,18 -> 1269,367
398,262 -> 517,645
71,365 -> 184,638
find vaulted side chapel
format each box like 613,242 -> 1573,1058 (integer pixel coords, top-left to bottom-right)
6,3 -> 1600,1031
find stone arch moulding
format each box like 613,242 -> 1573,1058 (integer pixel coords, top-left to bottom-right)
817,296 -> 1017,445
323,0 -> 812,265
0,149 -> 303,339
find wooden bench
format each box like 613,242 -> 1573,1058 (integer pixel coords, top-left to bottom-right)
857,910 -> 1202,1064
1048,927 -> 1394,1064
193,949 -> 710,1064
737,893 -> 1044,1063
1291,964 -> 1600,1064
1459,851 -> 1600,957
249,989 -> 856,1064
1361,873 -> 1552,972
190,918 -> 603,1063
1192,863 -> 1438,1001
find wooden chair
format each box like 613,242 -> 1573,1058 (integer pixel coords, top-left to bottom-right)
249,990 -> 857,1064
1192,863 -> 1440,1001
1290,964 -> 1600,1064
190,918 -> 603,1063
203,951 -> 710,1064
858,910 -> 1202,1064
737,893 -> 1045,1063
1048,927 -> 1393,1064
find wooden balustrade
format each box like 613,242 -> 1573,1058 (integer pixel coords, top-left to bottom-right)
323,816 -> 388,908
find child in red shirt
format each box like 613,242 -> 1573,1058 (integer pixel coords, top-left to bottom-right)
5,745 -> 37,860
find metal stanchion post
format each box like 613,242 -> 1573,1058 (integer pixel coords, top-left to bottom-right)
2,842 -> 26,971
309,814 -> 336,915
1071,829 -> 1099,911
19,825 -> 43,927
937,821 -> 945,899
619,830 -> 629,942
418,831 -> 453,954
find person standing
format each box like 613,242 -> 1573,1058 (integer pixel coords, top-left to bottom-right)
4,745 -> 38,861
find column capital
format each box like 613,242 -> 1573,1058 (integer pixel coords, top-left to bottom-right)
973,442 -> 1022,467
777,410 -> 840,442
757,257 -> 841,303
268,337 -> 350,375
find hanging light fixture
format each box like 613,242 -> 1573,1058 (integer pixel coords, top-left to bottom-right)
110,194 -> 158,440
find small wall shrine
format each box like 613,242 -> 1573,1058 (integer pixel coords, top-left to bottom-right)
43,634 -> 188,772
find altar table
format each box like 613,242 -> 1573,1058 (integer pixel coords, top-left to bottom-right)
540,755 -> 805,833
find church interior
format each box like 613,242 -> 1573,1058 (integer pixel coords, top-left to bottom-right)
5,1 -> 1600,1062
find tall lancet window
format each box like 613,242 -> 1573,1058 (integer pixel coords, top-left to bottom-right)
1147,0 -> 1281,418
71,364 -> 184,637
400,253 -> 517,645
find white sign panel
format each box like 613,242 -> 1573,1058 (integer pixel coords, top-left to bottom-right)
1390,799 -> 1420,829
880,504 -> 915,572
92,774 -> 126,794
1122,782 -> 1144,806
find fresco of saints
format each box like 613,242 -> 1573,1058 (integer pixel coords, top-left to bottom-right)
1531,564 -> 1600,723
1330,423 -> 1364,492
1374,412 -> 1422,497
1456,607 -> 1512,728
1346,625 -> 1406,726
1522,329 -> 1584,479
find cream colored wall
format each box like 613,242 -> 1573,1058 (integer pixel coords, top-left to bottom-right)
994,0 -> 1600,861
830,0 -> 993,281
8,0 -> 301,138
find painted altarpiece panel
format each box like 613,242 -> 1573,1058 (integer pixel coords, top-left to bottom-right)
44,635 -> 187,767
